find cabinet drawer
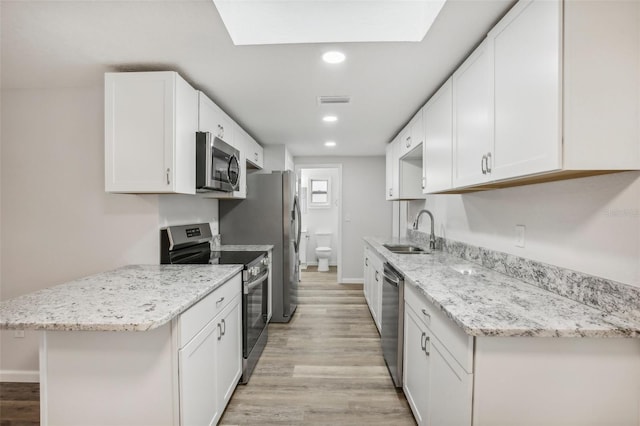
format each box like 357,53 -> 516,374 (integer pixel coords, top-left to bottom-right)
405,282 -> 474,373
179,273 -> 242,348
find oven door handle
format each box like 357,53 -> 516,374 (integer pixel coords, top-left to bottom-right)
244,271 -> 269,294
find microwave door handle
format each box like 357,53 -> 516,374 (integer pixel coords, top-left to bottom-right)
227,154 -> 239,190
206,133 -> 214,187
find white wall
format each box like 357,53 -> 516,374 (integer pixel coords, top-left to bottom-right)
300,167 -> 340,265
295,156 -> 392,282
0,86 -> 219,379
409,172 -> 640,288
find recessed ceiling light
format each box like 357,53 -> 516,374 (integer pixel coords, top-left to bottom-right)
322,51 -> 346,64
324,141 -> 337,147
322,115 -> 338,123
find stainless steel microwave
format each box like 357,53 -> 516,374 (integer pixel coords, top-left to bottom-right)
196,132 -> 240,192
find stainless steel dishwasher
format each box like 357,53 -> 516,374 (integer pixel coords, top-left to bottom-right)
381,262 -> 404,388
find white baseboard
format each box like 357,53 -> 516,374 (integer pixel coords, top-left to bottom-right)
304,261 -> 338,266
0,369 -> 39,382
340,278 -> 364,284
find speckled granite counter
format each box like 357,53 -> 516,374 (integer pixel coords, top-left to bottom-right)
0,264 -> 243,332
365,236 -> 640,338
216,244 -> 274,252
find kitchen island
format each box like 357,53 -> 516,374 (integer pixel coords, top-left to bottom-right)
0,264 -> 244,426
364,236 -> 640,426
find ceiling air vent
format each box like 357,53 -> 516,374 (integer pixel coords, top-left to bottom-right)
317,95 -> 351,105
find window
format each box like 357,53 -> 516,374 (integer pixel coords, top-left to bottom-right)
309,179 -> 330,207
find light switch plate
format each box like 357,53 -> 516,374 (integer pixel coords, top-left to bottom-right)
515,225 -> 526,248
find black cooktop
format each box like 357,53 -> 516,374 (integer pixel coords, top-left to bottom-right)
210,250 -> 267,267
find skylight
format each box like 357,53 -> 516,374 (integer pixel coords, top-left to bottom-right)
213,0 -> 447,46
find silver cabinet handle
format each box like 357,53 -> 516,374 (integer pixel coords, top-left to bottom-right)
365,258 -> 369,267
420,332 -> 426,351
406,136 -> 412,148
424,336 -> 430,356
375,271 -> 379,282
481,155 -> 487,174
422,177 -> 426,190
166,168 -> 170,185
216,297 -> 225,305
421,309 -> 431,321
221,319 -> 226,336
486,152 -> 492,173
217,323 -> 222,340
389,188 -> 393,197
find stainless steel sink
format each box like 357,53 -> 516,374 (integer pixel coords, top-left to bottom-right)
383,244 -> 430,255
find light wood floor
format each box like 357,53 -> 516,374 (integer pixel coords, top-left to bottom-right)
220,266 -> 416,425
0,266 -> 415,426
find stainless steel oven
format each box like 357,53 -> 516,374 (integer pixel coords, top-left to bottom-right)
160,223 -> 269,384
196,131 -> 240,192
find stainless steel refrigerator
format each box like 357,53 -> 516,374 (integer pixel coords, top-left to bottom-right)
219,170 -> 300,323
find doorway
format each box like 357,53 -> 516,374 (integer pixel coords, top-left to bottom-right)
295,164 -> 343,283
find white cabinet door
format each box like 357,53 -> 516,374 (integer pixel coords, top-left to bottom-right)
452,39 -> 494,188
363,247 -> 371,307
198,91 -> 233,144
423,78 -> 453,193
429,335 -> 472,426
403,305 -> 430,425
105,71 -> 197,194
216,296 -> 242,410
385,138 -> 400,200
369,251 -> 384,333
178,318 -> 219,426
245,133 -> 264,169
490,0 -> 562,181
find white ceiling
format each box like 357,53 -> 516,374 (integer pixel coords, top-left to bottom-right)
0,0 -> 515,156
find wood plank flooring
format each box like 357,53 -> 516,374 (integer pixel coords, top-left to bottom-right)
0,266 -> 415,425
220,266 -> 416,425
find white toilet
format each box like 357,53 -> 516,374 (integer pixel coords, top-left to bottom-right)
315,232 -> 332,272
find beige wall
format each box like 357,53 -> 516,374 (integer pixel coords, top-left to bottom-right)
0,86 -> 218,379
295,156 -> 392,282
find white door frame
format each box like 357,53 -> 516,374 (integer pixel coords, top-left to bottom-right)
295,164 -> 343,284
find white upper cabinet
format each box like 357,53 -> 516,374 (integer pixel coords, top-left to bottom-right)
198,91 -> 233,146
452,38 -> 494,188
413,0 -> 639,194
423,78 -> 453,194
399,111 -> 424,158
489,0 -> 562,181
105,71 -> 198,194
385,137 -> 400,200
245,132 -> 264,169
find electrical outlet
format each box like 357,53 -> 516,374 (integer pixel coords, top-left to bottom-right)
14,330 -> 25,338
515,225 -> 526,248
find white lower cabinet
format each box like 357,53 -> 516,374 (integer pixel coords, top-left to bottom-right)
403,288 -> 472,426
39,273 -> 243,426
403,282 -> 640,426
178,277 -> 242,426
363,243 -> 383,333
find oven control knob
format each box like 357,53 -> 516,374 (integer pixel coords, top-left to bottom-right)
262,258 -> 269,266
251,266 -> 260,276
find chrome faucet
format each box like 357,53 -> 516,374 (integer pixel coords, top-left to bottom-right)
412,209 -> 436,250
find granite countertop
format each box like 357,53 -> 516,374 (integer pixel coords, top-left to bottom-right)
0,264 -> 243,332
216,244 -> 274,252
365,236 -> 640,338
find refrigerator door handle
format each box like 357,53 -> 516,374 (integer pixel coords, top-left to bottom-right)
293,195 -> 302,254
